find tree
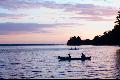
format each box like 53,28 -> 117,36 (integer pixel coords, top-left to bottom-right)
67,9 -> 120,45
115,11 -> 120,26
67,36 -> 82,46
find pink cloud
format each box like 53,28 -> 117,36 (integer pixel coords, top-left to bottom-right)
0,22 -> 82,35
0,0 -> 118,22
0,0 -> 118,17
71,16 -> 114,21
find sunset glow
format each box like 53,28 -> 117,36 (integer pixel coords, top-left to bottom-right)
0,0 -> 119,44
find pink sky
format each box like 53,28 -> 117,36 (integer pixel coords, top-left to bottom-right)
0,0 -> 119,44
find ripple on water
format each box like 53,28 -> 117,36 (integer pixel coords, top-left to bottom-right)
67,71 -> 73,72
10,74 -> 17,77
0,65 -> 5,68
32,70 -> 42,73
0,45 -> 119,79
94,69 -> 111,72
59,71 -> 65,76
10,63 -> 20,65
48,71 -> 52,73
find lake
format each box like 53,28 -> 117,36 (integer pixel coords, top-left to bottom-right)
0,45 -> 120,79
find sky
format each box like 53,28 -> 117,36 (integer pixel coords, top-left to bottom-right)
0,0 -> 120,44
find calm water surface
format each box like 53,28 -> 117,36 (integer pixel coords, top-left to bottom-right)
0,45 -> 120,79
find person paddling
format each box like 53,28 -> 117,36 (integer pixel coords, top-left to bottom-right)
68,54 -> 71,59
81,53 -> 86,58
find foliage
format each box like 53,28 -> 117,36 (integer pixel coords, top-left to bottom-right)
67,10 -> 120,46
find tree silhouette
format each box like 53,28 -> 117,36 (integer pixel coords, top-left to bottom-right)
115,11 -> 120,26
67,9 -> 120,46
67,36 -> 82,45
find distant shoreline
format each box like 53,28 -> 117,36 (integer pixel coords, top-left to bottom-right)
0,44 -> 65,46
0,44 -> 119,46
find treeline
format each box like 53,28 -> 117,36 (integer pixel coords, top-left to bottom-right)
67,36 -> 92,45
67,10 -> 120,46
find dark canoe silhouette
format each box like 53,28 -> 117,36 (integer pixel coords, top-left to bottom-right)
69,49 -> 79,50
69,47 -> 79,50
58,56 -> 91,61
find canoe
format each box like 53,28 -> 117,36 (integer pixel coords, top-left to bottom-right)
58,56 -> 91,61
69,48 -> 79,50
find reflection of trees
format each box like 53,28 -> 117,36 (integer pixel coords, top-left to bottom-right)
115,49 -> 120,79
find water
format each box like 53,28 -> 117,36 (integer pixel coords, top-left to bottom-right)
0,45 -> 120,79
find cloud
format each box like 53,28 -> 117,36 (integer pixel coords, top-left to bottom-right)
0,0 -> 117,16
63,3 -> 117,16
71,16 -> 114,21
0,22 -> 82,35
0,0 -> 118,22
0,13 -> 26,19
0,0 -> 44,10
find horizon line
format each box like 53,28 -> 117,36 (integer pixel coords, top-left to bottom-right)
0,44 -> 66,46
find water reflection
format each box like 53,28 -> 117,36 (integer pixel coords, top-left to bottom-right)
0,45 -> 119,79
115,49 -> 120,79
